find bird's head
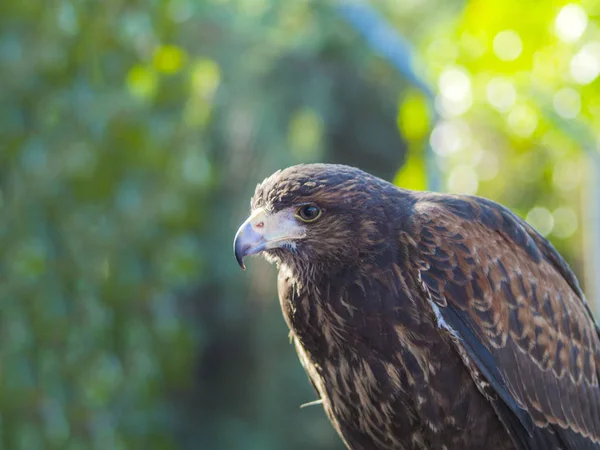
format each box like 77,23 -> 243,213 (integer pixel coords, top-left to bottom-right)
233,164 -> 396,274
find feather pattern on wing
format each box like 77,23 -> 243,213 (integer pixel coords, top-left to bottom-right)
407,194 -> 600,449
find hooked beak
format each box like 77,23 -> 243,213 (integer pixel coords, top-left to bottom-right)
234,211 -> 268,270
233,208 -> 304,270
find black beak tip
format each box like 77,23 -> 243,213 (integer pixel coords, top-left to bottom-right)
234,239 -> 247,270
237,256 -> 246,271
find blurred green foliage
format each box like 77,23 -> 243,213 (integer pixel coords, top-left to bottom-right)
394,0 -> 600,299
1,0 -> 598,449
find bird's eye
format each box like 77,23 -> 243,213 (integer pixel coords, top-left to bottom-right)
296,204 -> 322,223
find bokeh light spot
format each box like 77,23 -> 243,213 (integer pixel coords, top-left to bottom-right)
553,87 -> 581,119
437,66 -> 472,117
555,4 -> 588,43
126,65 -> 158,99
397,91 -> 430,140
191,59 -> 221,99
430,120 -> 466,156
570,42 -> 600,84
438,67 -> 471,102
153,45 -> 188,74
447,165 -> 479,194
394,153 -> 427,191
486,77 -> 516,112
493,30 -> 522,61
507,105 -> 538,138
526,207 -> 554,236
552,207 -> 578,238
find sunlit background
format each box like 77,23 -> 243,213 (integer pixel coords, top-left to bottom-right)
2,0 -> 599,449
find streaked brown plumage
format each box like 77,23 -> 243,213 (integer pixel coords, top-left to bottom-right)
233,163 -> 600,450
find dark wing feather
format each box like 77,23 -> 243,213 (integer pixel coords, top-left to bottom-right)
407,194 -> 600,449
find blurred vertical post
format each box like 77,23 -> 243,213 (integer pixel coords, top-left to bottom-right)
336,2 -> 441,192
584,151 -> 600,316
536,93 -> 600,315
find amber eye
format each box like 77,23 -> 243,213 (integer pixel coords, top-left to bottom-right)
296,204 -> 322,223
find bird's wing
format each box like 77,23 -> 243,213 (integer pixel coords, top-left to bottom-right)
407,194 -> 600,450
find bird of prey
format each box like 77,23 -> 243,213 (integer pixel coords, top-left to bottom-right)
233,164 -> 600,450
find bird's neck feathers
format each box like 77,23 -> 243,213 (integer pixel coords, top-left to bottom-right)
277,255 -> 400,339
277,261 -> 358,358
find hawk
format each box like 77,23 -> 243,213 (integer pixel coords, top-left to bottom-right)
234,164 -> 600,449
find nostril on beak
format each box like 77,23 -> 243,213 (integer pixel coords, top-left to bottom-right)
233,220 -> 267,270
